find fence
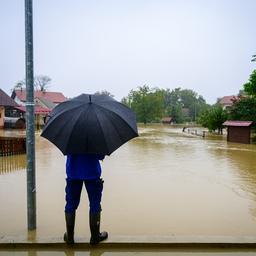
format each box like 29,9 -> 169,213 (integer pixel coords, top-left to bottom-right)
0,154 -> 26,174
183,127 -> 206,138
0,137 -> 26,156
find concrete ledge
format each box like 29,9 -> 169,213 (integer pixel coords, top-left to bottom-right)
1,236 -> 256,250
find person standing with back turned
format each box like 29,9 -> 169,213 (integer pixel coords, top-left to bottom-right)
63,153 -> 108,245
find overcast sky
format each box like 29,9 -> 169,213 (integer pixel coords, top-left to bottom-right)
1,0 -> 255,104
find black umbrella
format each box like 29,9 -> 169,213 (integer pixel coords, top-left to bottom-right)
41,94 -> 138,155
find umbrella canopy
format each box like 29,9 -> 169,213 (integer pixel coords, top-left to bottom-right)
41,94 -> 138,155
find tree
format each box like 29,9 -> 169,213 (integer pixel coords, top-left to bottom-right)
229,97 -> 256,123
243,70 -> 256,96
122,86 -> 209,124
123,85 -> 164,124
162,88 -> 208,123
228,69 -> 256,123
198,105 -> 228,134
13,75 -> 51,92
34,75 -> 51,92
13,80 -> 24,91
179,89 -> 208,122
94,90 -> 114,98
163,88 -> 184,123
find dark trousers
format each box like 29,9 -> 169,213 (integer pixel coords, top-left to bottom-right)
65,178 -> 104,214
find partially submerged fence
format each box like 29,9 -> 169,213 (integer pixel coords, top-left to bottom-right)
0,137 -> 26,156
183,127 -> 206,138
0,154 -> 26,174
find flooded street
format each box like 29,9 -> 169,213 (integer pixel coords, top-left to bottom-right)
1,124 -> 256,238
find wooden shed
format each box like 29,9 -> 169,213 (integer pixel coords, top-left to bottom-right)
223,121 -> 254,144
162,117 -> 174,124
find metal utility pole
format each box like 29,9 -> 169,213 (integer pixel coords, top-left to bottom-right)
25,0 -> 36,230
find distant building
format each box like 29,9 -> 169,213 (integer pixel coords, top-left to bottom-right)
162,117 -> 174,124
218,96 -> 238,110
0,89 -> 19,129
35,97 -> 56,110
11,89 -> 67,106
11,89 -> 67,127
223,120 -> 254,144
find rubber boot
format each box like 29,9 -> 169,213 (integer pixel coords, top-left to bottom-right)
64,212 -> 75,244
89,212 -> 108,245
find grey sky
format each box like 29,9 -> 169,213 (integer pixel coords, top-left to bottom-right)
1,0 -> 255,104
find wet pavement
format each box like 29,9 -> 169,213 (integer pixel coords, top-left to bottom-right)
1,249 -> 256,256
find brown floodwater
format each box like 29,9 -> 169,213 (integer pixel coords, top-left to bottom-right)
1,124 -> 256,238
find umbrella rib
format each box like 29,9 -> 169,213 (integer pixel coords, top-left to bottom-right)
96,101 -> 138,134
41,104 -> 86,149
106,111 -> 134,144
92,106 -> 110,153
94,105 -> 136,151
64,107 -> 90,153
50,102 -> 82,117
44,104 -> 83,130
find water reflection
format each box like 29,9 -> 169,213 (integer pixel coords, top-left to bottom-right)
27,251 -> 37,256
3,249 -> 256,256
0,154 -> 26,174
206,141 -> 256,195
207,142 -> 256,218
63,249 -> 103,256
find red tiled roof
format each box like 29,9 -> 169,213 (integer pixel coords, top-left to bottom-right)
15,106 -> 51,114
0,89 -> 18,107
14,90 -> 67,103
223,121 -> 253,127
218,96 -> 238,105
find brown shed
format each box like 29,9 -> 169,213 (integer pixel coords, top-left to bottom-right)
162,117 -> 174,124
223,121 -> 254,144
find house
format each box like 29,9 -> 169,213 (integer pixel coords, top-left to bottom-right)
35,97 -> 56,110
0,89 -> 19,128
11,89 -> 67,106
11,89 -> 67,128
223,120 -> 254,144
15,105 -> 51,127
218,96 -> 238,110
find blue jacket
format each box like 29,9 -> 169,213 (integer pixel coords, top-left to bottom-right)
66,154 -> 105,180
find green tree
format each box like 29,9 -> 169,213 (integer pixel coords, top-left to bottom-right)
95,90 -> 114,98
198,105 -> 228,134
165,88 -> 183,122
163,88 -> 208,123
229,97 -> 256,122
122,86 -> 208,124
243,70 -> 256,96
198,108 -> 211,128
228,69 -> 256,123
122,85 -> 164,124
180,89 -> 208,122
